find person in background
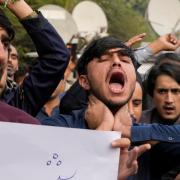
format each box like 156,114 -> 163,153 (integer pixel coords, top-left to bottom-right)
7,44 -> 18,80
128,72 -> 143,122
14,62 -> 29,85
141,54 -> 180,125
0,2 -> 39,124
138,55 -> 180,179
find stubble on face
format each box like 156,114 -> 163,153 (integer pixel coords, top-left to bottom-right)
153,75 -> 180,121
86,49 -> 136,112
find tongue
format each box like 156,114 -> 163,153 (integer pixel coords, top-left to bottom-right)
109,83 -> 123,93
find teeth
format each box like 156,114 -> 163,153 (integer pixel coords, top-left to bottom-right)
109,83 -> 123,93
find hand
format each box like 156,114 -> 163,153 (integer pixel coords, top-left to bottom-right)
112,139 -> 151,180
85,95 -> 114,131
159,34 -> 180,50
149,33 -> 180,54
0,0 -> 18,7
0,0 -> 33,20
113,105 -> 132,138
125,33 -> 146,47
0,0 -> 6,4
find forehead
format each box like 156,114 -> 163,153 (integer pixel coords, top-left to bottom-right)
132,82 -> 143,98
10,45 -> 17,54
155,74 -> 179,87
108,48 -> 123,53
103,47 -> 130,56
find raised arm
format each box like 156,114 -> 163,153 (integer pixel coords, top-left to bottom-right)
135,33 -> 180,64
2,0 -> 70,116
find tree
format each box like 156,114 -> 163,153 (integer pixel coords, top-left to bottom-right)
5,0 -> 156,65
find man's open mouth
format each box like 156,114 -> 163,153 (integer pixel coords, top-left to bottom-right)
163,106 -> 175,111
108,71 -> 125,93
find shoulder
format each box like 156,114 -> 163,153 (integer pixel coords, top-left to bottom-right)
140,108 -> 156,123
0,101 -> 39,124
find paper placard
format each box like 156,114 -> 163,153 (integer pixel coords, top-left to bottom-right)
0,122 -> 120,180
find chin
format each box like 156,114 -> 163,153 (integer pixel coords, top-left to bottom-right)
163,115 -> 179,122
106,99 -> 128,109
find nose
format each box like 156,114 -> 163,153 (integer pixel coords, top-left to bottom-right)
112,54 -> 121,67
8,56 -> 12,64
165,92 -> 174,103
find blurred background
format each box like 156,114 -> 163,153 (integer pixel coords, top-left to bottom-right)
4,0 -> 180,67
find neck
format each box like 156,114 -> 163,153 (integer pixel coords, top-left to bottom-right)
110,106 -> 120,115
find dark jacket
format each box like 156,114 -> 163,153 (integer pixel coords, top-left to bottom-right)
2,12 -> 70,117
133,108 -> 180,180
42,108 -> 180,143
140,107 -> 180,125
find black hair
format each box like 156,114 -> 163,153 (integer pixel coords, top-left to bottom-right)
146,62 -> 180,97
155,52 -> 180,65
76,36 -> 138,75
0,9 -> 15,41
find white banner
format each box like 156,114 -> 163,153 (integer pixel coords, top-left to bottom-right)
0,122 -> 120,180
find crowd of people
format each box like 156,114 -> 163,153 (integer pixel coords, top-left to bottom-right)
0,0 -> 180,179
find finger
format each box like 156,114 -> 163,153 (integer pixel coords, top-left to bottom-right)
127,160 -> 138,175
136,143 -> 151,157
169,34 -> 178,45
131,33 -> 146,41
111,138 -> 130,148
126,146 -> 138,168
126,144 -> 151,168
170,38 -> 177,45
88,94 -> 98,105
118,160 -> 138,180
125,33 -> 146,47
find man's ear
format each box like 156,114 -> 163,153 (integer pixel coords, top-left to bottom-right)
79,75 -> 90,90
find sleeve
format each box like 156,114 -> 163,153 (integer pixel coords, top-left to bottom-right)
6,12 -> 70,116
131,123 -> 180,143
42,114 -> 72,127
134,46 -> 153,64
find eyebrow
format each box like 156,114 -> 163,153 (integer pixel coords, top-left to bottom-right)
103,48 -> 131,56
157,88 -> 180,91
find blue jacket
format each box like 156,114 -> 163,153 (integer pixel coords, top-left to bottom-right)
2,12 -> 70,117
42,108 -> 180,143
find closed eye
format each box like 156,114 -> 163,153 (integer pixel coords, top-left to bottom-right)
132,99 -> 142,106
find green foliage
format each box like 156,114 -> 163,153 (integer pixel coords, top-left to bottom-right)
4,0 -> 156,65
88,0 -> 156,42
122,0 -> 149,16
